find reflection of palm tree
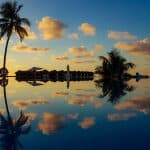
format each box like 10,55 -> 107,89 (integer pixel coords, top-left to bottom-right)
0,1 -> 30,70
0,86 -> 30,150
95,78 -> 134,104
95,50 -> 135,79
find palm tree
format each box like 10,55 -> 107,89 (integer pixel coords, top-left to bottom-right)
95,78 -> 134,104
95,49 -> 135,79
0,86 -> 30,150
0,1 -> 30,75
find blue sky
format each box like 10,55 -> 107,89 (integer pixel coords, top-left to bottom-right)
0,0 -> 150,74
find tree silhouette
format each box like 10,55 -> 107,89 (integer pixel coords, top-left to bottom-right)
95,78 -> 134,104
95,49 -> 135,104
0,86 -> 30,150
95,49 -> 135,79
0,1 -> 30,73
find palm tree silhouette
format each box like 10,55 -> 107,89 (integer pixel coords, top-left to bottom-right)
95,78 -> 134,104
0,86 -> 30,150
0,1 -> 30,75
95,49 -> 135,79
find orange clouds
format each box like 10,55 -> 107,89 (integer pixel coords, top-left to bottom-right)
108,112 -> 136,121
115,96 -> 150,114
108,31 -> 137,40
71,60 -> 96,64
37,16 -> 66,40
95,44 -> 103,52
79,117 -> 95,129
38,113 -> 65,135
12,43 -> 50,52
114,39 -> 150,55
69,45 -> 102,58
23,25 -> 37,40
0,38 -> 4,44
25,112 -> 37,121
68,94 -> 100,107
51,54 -> 69,61
79,23 -> 96,36
69,98 -> 89,106
13,99 -> 48,110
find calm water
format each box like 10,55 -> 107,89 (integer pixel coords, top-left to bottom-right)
0,78 -> 150,150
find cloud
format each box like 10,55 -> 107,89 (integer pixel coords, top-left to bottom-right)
78,117 -> 95,129
79,23 -> 96,36
13,99 -> 48,110
108,112 -> 136,121
94,44 -> 103,52
94,100 -> 103,109
12,43 -> 50,52
68,33 -> 80,40
68,94 -> 96,106
37,16 -> 67,40
71,60 -> 96,64
51,54 -> 69,61
0,38 -> 4,44
23,25 -> 37,40
38,113 -> 65,135
25,112 -> 37,121
115,96 -> 150,114
67,113 -> 79,119
55,92 -> 69,96
0,108 -> 5,114
114,39 -> 150,55
108,31 -> 137,40
51,91 -> 69,98
68,98 -> 89,106
69,46 -> 95,58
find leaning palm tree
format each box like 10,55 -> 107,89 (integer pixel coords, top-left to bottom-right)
95,49 -> 135,79
0,86 -> 30,150
0,1 -> 30,75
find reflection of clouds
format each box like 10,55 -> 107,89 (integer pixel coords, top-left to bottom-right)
0,108 -> 5,114
94,100 -> 102,109
68,93 -> 102,108
74,88 -> 95,92
38,113 -> 65,135
67,113 -> 79,119
13,100 -> 48,110
108,112 -> 136,121
25,112 -> 37,121
115,96 -> 150,114
25,112 -> 37,125
79,117 -> 95,129
68,93 -> 95,106
75,94 -> 96,100
51,91 -> 69,98
68,98 -> 89,106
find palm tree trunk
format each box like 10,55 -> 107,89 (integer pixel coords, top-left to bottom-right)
3,34 -> 11,69
3,86 -> 11,118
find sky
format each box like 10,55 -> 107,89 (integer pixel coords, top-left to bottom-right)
0,0 -> 150,75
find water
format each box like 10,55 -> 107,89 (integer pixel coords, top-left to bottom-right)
0,78 -> 150,150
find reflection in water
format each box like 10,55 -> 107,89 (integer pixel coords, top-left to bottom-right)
78,117 -> 95,129
0,86 -> 30,150
95,78 -> 134,104
38,113 -> 65,135
0,77 -> 149,150
115,96 -> 150,113
107,112 -> 137,121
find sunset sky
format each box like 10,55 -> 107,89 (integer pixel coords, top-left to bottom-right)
0,0 -> 150,75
